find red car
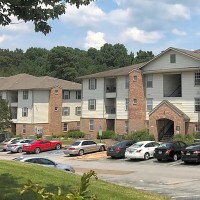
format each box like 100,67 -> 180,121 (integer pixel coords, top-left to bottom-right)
22,140 -> 62,154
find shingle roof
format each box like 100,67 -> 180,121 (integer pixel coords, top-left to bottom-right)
78,63 -> 144,79
149,100 -> 190,121
0,74 -> 81,91
139,47 -> 200,69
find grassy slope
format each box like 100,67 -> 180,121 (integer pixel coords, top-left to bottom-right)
0,161 -> 170,200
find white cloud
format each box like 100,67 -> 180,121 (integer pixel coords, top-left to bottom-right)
0,35 -> 7,43
121,27 -> 162,43
84,31 -> 106,50
61,3 -> 105,27
172,28 -> 187,36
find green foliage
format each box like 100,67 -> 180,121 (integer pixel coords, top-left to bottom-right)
125,129 -> 155,142
0,0 -> 94,34
195,132 -> 200,139
97,130 -> 115,139
20,170 -> 98,200
0,99 -> 12,131
173,134 -> 195,144
67,131 -> 85,138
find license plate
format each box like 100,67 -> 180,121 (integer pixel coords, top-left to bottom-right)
186,152 -> 190,155
159,151 -> 162,154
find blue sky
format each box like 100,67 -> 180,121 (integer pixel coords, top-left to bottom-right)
1,0 -> 200,55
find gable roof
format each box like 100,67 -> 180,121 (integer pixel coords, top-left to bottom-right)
138,47 -> 200,70
0,74 -> 81,91
149,100 -> 190,121
78,63 -> 144,79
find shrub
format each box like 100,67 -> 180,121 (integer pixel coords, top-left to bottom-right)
195,132 -> 200,139
67,131 -> 85,138
125,129 -> 155,141
97,130 -> 115,139
173,134 -> 195,144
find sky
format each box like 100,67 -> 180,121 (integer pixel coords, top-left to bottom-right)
1,0 -> 200,55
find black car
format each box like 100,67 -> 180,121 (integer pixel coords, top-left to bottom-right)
107,140 -> 136,158
154,141 -> 187,161
181,144 -> 200,164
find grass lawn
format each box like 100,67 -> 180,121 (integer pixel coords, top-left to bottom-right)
0,160 -> 170,200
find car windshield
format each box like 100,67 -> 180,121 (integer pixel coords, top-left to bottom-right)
29,140 -> 35,144
159,143 -> 172,148
130,143 -> 143,148
72,141 -> 81,146
112,141 -> 126,147
3,139 -> 11,142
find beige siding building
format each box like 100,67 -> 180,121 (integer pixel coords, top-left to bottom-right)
0,74 -> 81,136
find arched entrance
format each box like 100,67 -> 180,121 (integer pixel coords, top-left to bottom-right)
157,118 -> 174,142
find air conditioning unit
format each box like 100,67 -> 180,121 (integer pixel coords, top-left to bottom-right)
35,127 -> 43,135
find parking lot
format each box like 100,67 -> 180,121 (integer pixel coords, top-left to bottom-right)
1,149 -> 200,199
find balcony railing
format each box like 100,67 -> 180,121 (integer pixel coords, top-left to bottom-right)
105,106 -> 116,114
106,85 -> 116,93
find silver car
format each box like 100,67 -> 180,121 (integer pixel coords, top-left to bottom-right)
13,157 -> 75,173
6,139 -> 34,153
63,140 -> 106,156
1,137 -> 22,151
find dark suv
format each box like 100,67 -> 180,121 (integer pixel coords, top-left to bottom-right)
154,141 -> 187,161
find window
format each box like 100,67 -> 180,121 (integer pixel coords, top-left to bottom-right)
63,107 -> 70,116
170,54 -> 176,63
23,90 -> 28,99
176,126 -> 180,131
55,89 -> 58,95
22,124 -> 26,134
125,120 -> 128,133
146,98 -> 153,111
195,124 -> 200,133
75,106 -> 81,115
195,98 -> 200,112
89,119 -> 94,131
133,99 -> 137,104
146,74 -> 153,88
125,76 -> 129,89
195,72 -> 200,86
77,121 -> 80,131
63,90 -> 70,99
88,99 -> 96,110
125,98 -> 128,111
133,75 -> 138,81
76,91 -> 81,99
55,107 -> 58,111
89,79 -> 96,90
22,107 -> 28,117
63,123 -> 68,132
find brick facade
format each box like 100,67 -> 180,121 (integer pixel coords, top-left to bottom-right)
128,70 -> 146,132
115,119 -> 127,134
80,118 -> 106,139
149,102 -> 188,141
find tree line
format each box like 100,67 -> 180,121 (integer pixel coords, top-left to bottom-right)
0,43 -> 154,82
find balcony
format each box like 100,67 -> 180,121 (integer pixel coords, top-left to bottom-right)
105,85 -> 117,98
106,106 -> 116,114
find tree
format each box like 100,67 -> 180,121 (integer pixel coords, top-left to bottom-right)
0,0 -> 94,34
134,50 -> 154,64
0,99 -> 12,132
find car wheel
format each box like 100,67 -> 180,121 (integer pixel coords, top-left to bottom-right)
111,156 -> 116,159
78,149 -> 84,156
184,161 -> 189,164
157,159 -> 162,162
55,144 -> 61,150
18,147 -> 22,153
173,154 -> 178,161
99,145 -> 105,152
144,152 -> 150,160
34,148 -> 41,154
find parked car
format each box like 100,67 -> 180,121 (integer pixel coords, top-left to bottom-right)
1,137 -> 22,151
154,141 -> 187,161
125,141 -> 160,160
107,140 -> 136,158
13,157 -> 75,173
181,143 -> 200,164
22,139 -> 62,154
6,139 -> 34,153
63,140 -> 106,156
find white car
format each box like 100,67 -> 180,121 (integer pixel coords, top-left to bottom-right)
1,138 -> 22,151
125,141 -> 160,160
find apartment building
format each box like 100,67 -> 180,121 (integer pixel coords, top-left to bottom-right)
0,73 -> 82,136
80,47 -> 200,141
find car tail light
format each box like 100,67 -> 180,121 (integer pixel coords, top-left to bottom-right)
68,148 -> 76,150
114,147 -> 121,151
193,151 -> 200,154
166,149 -> 171,154
136,149 -> 142,153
